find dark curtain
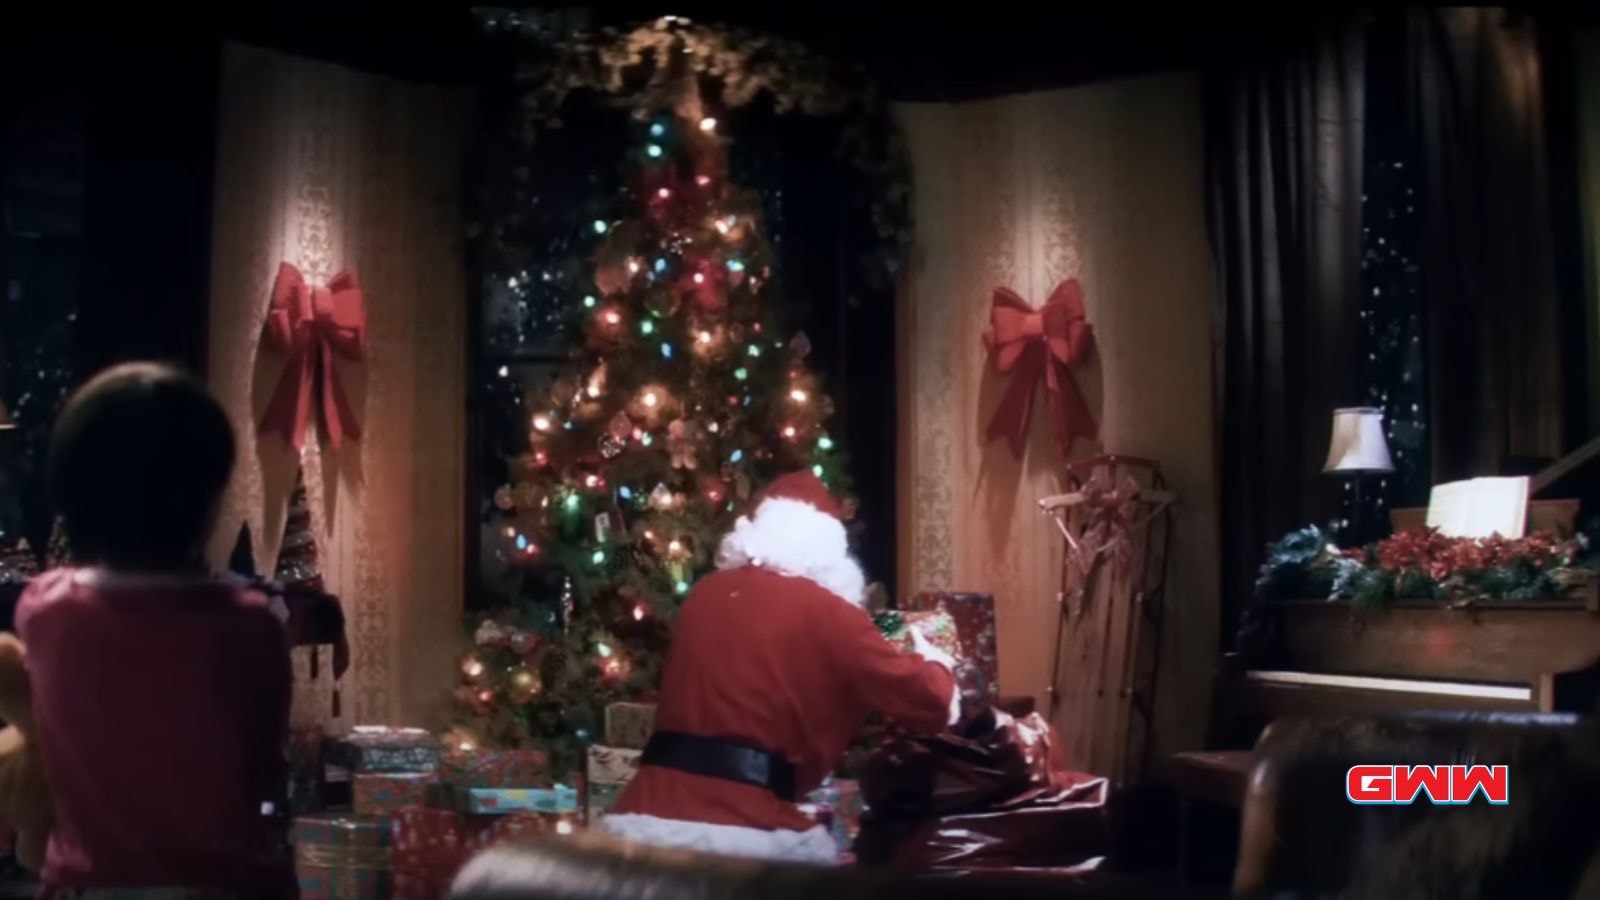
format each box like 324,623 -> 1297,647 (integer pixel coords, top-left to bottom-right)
1206,18 -> 1367,644
1409,8 -> 1567,480
77,22 -> 218,379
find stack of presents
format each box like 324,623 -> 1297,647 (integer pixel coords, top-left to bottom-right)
289,729 -> 577,899
288,591 -> 1105,896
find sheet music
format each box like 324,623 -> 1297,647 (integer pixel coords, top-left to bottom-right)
1425,477 -> 1529,539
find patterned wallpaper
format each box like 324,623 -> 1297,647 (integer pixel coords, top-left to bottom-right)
206,44 -> 468,728
896,74 -> 1221,767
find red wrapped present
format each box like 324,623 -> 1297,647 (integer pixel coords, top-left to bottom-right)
907,592 -> 998,702
438,747 -> 551,788
391,805 -> 557,900
354,773 -> 434,817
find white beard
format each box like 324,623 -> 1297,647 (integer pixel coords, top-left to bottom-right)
714,497 -> 867,607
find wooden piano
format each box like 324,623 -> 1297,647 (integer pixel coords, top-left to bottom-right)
1171,441 -> 1600,880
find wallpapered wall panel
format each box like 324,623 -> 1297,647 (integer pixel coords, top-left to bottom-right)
897,74 -> 1220,762
207,44 -> 468,727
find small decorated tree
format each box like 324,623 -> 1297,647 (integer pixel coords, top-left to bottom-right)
451,46 -> 853,773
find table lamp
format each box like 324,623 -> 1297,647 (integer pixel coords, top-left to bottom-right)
1324,406 -> 1394,545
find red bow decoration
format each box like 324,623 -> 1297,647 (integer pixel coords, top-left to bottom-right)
260,262 -> 367,451
981,279 -> 1097,458
1075,468 -> 1144,576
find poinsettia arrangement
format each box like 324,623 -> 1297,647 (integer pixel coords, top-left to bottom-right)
1257,524 -> 1594,612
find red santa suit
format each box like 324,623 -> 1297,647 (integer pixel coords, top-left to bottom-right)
599,471 -> 959,863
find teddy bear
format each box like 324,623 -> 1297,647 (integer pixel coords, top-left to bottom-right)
0,633 -> 51,871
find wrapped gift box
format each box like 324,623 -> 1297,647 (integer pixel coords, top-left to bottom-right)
439,747 -> 551,789
354,773 -> 434,817
586,781 -> 626,823
803,777 -> 864,855
877,609 -> 962,660
586,745 -> 641,784
292,813 -> 392,899
603,701 -> 657,750
428,784 -> 579,816
585,745 -> 641,823
327,726 -> 442,775
391,805 -> 557,900
906,592 -> 998,701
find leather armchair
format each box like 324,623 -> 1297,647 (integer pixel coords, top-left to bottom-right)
1234,712 -> 1600,899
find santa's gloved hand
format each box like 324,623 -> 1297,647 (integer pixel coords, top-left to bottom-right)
909,626 -> 958,671
910,627 -> 963,728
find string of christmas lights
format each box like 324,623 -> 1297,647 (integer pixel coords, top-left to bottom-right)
453,48 -> 855,774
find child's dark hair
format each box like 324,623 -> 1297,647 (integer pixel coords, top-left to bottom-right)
48,363 -> 235,570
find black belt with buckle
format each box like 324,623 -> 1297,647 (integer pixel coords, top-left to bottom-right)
641,731 -> 798,802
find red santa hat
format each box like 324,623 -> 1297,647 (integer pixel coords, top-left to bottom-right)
715,470 -> 865,606
747,470 -> 845,521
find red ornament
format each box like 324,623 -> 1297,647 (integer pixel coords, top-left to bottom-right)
682,259 -> 726,313
700,474 -> 727,505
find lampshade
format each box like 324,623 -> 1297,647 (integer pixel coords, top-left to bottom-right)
1323,406 -> 1393,474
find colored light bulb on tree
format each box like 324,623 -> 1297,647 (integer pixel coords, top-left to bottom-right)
458,74 -> 860,775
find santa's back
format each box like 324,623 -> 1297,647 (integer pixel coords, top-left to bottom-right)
606,564 -> 954,855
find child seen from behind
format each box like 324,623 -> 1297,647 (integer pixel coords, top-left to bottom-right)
17,363 -> 294,899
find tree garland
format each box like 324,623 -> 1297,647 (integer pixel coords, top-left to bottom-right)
478,15 -> 912,291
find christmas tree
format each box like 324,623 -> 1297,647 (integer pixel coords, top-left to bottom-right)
451,50 -> 852,773
274,468 -> 325,594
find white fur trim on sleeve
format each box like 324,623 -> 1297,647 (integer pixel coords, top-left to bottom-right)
597,814 -> 841,864
714,496 -> 866,607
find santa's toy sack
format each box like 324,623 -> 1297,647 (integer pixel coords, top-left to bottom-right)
854,708 -> 1109,875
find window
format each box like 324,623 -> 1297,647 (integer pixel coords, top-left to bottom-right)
1347,14 -> 1429,531
2,78 -> 84,556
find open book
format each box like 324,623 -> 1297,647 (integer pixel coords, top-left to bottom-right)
1425,477 -> 1530,539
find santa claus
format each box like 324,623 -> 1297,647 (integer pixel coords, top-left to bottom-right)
598,470 -> 959,863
